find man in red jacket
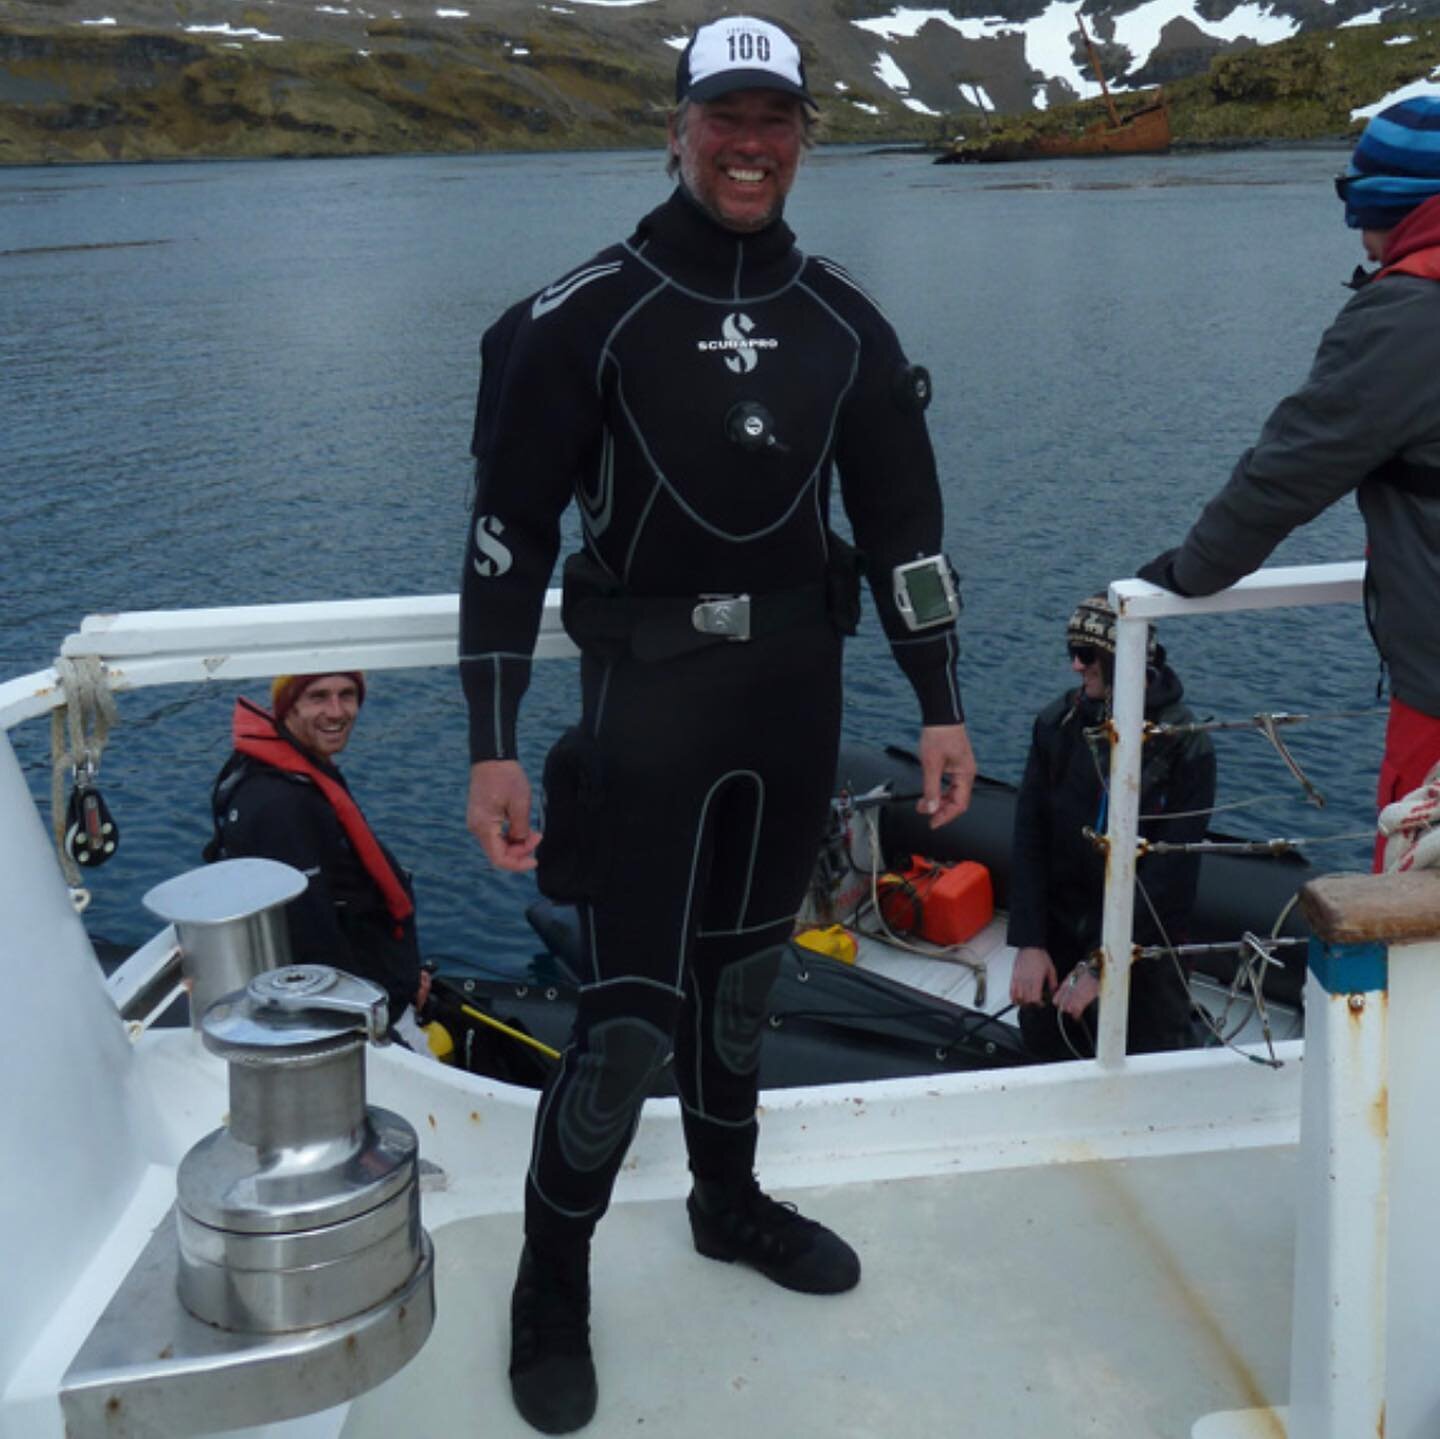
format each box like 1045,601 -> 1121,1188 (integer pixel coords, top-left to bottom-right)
1140,96 -> 1440,862
206,671 -> 430,1033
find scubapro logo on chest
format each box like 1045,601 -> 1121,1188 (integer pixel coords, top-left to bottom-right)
697,312 -> 779,374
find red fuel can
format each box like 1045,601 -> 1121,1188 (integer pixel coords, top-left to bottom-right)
878,859 -> 994,946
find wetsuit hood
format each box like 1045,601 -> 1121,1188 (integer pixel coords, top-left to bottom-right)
629,188 -> 801,297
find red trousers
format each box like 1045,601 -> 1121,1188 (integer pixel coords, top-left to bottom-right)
1374,697 -> 1440,871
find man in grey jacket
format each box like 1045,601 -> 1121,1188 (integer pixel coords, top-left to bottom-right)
1140,95 -> 1440,855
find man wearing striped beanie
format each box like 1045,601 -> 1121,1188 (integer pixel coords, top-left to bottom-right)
1340,94 -> 1440,250
1139,94 -> 1440,866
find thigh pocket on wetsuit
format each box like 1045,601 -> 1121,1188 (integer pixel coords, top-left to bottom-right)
536,727 -> 606,903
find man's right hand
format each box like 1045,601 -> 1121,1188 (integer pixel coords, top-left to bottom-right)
467,760 -> 542,872
1010,945 -> 1057,1007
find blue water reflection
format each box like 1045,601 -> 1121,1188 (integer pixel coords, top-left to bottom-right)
2,145 -> 1375,967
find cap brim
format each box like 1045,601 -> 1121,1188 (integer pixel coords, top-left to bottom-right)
686,70 -> 815,106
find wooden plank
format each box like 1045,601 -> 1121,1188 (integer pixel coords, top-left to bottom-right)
1300,871 -> 1440,946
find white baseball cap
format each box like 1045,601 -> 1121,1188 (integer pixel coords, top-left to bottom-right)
674,16 -> 814,106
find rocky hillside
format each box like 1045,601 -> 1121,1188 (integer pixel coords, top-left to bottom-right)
3,0 -> 1440,164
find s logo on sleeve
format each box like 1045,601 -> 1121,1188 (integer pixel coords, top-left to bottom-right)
472,515 -> 514,578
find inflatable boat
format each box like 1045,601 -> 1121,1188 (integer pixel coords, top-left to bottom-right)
433,743 -> 1309,1088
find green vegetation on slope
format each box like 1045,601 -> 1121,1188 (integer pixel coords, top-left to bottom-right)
948,17 -> 1440,156
0,15 -> 936,165
4,11 -> 1439,166
0,24 -> 672,163
1171,16 -> 1440,142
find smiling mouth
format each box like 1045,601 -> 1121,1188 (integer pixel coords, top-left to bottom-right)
725,167 -> 768,184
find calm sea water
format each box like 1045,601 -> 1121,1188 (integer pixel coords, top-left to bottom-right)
1,145 -> 1379,968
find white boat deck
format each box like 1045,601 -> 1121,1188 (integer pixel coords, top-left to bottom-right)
9,569 -> 1423,1439
312,1027 -> 1307,1439
347,1143 -> 1296,1439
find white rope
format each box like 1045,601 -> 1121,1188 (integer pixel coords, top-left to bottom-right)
48,655 -> 118,905
1378,760 -> 1440,872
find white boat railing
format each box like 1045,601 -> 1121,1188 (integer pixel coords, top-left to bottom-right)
1096,561 -> 1366,1066
3,559 -> 1368,1065
0,589 -> 577,732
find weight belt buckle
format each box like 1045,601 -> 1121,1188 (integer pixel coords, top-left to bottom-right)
692,594 -> 751,641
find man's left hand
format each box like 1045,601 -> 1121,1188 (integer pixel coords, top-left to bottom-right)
467,759 -> 542,871
917,723 -> 976,829
1054,964 -> 1100,1020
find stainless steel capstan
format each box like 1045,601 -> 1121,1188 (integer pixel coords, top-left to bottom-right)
61,864 -> 436,1439
142,856 -> 307,1028
177,963 -> 426,1334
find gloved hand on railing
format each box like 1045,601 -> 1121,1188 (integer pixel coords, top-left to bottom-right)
1135,548 -> 1191,596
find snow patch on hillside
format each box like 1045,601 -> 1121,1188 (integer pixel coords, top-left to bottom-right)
854,0 -> 1300,100
1353,72 -> 1440,117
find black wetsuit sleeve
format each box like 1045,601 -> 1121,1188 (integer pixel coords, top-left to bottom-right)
1006,722 -> 1053,949
459,297 -> 600,761
833,309 -> 963,725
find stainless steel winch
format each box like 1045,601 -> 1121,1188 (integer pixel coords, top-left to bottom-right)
139,855 -> 307,1029
61,862 -> 436,1438
177,963 -> 426,1334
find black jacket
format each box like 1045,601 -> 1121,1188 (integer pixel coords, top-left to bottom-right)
1007,664 -> 1216,957
1164,198 -> 1440,716
205,739 -> 421,1020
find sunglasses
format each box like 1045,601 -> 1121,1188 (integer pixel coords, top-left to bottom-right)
1068,645 -> 1102,665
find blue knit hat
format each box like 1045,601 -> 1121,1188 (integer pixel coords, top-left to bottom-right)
1338,94 -> 1440,230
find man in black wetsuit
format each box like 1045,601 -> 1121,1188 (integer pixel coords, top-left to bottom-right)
205,672 -> 430,1042
459,17 -> 976,1432
1008,596 -> 1215,1059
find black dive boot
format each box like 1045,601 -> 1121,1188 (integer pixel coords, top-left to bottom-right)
688,1174 -> 861,1294
509,1240 -> 597,1434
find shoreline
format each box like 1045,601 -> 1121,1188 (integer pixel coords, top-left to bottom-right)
0,134 -> 1361,173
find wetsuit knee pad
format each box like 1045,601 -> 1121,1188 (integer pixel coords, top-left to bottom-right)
711,945 -> 785,1076
556,1015 -> 672,1172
